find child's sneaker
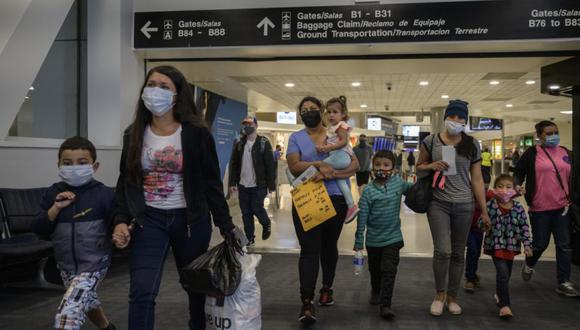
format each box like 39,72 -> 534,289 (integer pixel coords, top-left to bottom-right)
344,205 -> 359,224
464,280 -> 476,293
380,305 -> 395,320
499,306 -> 513,320
521,264 -> 534,281
318,286 -> 335,306
298,299 -> 317,325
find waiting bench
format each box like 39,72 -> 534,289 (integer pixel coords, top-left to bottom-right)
0,188 -> 57,287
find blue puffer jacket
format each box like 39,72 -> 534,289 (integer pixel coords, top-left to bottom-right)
32,180 -> 115,274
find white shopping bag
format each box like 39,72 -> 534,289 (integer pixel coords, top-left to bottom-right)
205,253 -> 262,330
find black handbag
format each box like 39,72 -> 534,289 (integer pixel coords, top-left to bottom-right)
404,136 -> 435,213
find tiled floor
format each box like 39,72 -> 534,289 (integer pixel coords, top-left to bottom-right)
0,179 -> 569,330
1,254 -> 578,330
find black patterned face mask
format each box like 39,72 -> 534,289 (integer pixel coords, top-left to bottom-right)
373,169 -> 392,180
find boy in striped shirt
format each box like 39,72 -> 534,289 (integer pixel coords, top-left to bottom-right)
354,150 -> 413,320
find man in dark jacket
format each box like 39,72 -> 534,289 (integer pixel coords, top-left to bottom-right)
228,116 -> 275,245
353,134 -> 373,194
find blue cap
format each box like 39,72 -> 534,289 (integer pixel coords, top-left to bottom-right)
444,100 -> 469,121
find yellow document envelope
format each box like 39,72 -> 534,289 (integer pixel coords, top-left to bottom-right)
291,180 -> 337,231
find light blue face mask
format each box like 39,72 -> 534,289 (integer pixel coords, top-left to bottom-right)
445,119 -> 465,136
59,165 -> 94,187
141,87 -> 175,117
545,134 -> 560,148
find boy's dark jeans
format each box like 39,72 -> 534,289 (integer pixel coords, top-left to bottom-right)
492,257 -> 513,308
465,230 -> 484,281
367,241 -> 404,307
128,207 -> 211,330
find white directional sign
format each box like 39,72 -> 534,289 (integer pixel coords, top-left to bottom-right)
257,17 -> 275,36
140,21 -> 158,39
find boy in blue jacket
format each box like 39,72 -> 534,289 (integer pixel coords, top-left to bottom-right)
32,137 -> 115,330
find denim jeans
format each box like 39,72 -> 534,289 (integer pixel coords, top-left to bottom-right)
465,229 -> 484,281
238,185 -> 271,241
129,207 -> 212,330
493,257 -> 513,308
427,199 -> 474,297
323,150 -> 354,207
525,208 -> 572,284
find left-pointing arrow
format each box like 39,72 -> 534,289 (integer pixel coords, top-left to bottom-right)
141,21 -> 158,39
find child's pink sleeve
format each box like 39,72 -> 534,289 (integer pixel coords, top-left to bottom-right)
337,121 -> 351,133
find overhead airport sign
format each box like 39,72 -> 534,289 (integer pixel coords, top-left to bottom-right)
134,0 -> 580,49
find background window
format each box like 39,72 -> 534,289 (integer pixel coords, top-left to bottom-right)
8,0 -> 86,139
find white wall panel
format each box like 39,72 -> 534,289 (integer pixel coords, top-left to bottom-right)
0,147 -> 121,189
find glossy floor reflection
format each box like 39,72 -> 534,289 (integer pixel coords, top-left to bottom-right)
216,180 -> 556,260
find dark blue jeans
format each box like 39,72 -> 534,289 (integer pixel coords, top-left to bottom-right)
493,257 -> 513,308
525,208 -> 572,284
465,229 -> 484,281
238,185 -> 271,241
129,207 -> 211,330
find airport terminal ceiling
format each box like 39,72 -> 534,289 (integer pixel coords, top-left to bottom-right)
134,0 -> 580,135
148,56 -> 573,125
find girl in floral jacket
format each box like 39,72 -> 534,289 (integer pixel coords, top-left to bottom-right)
480,174 -> 532,320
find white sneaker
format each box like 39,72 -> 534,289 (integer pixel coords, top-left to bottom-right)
447,301 -> 462,315
430,299 -> 445,316
556,281 -> 579,297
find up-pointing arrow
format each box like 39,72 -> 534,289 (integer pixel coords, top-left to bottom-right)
141,21 -> 158,39
257,17 -> 275,36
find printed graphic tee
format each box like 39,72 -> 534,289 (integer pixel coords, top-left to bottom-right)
141,125 -> 186,209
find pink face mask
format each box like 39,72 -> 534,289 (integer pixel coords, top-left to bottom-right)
494,189 -> 517,203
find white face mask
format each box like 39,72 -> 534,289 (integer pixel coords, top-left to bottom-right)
141,87 -> 175,117
59,165 -> 94,187
445,119 -> 466,136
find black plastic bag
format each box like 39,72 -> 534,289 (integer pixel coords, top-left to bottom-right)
179,235 -> 243,297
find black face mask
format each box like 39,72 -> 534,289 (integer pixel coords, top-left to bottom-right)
301,111 -> 322,128
241,126 -> 256,135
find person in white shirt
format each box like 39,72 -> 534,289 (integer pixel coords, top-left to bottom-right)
228,116 -> 276,246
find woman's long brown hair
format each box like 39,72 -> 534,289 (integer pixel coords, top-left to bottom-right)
126,65 -> 205,183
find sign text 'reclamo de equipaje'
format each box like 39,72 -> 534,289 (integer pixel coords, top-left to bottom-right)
134,0 -> 580,49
